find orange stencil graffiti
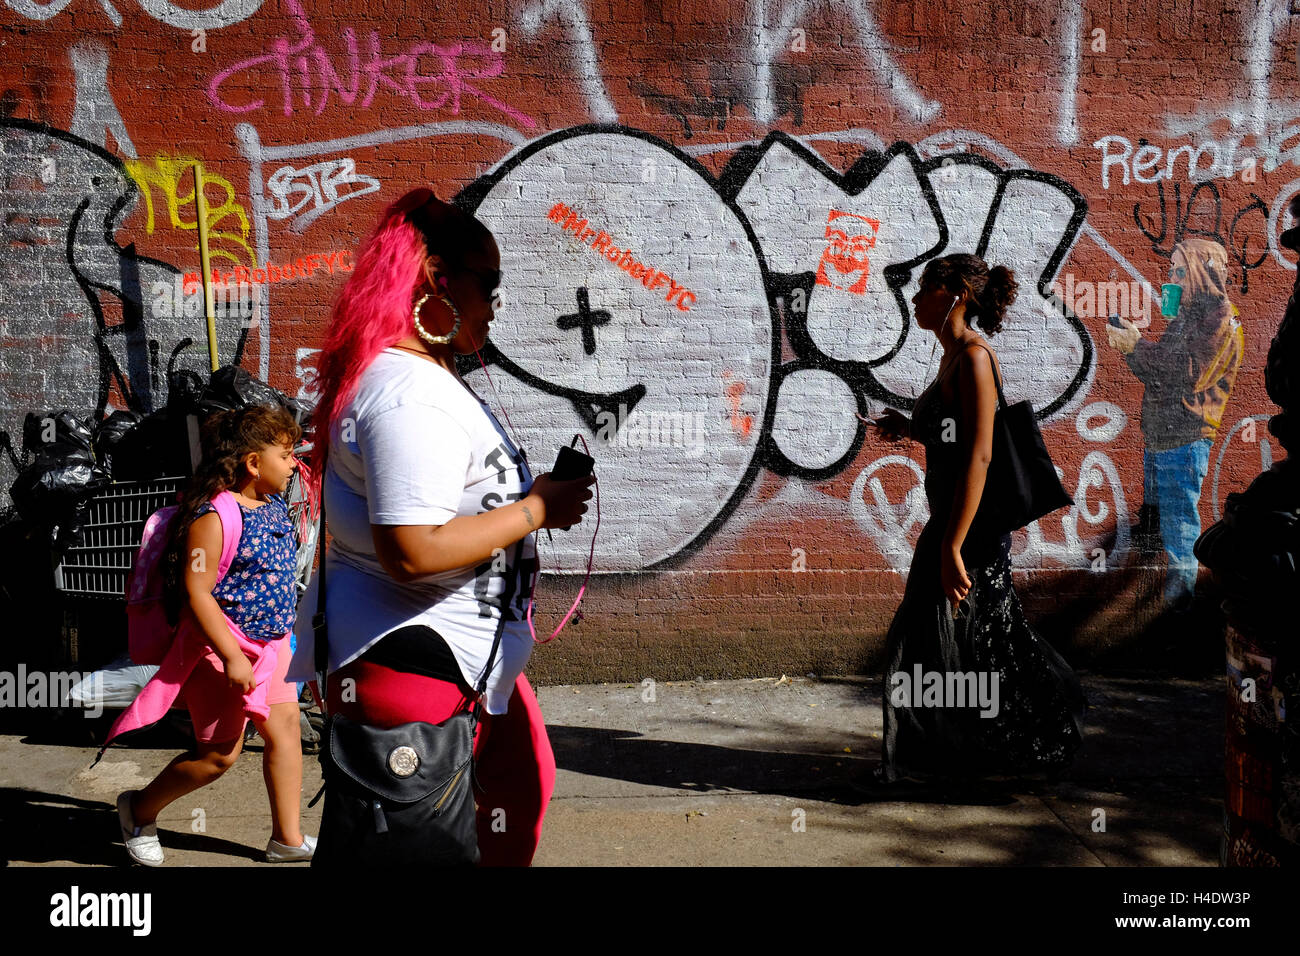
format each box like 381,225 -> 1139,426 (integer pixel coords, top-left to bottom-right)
721,370 -> 753,438
815,209 -> 880,295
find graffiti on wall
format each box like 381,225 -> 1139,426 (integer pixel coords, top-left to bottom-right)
728,137 -> 1092,476
0,0 -> 1288,596
1132,179 -> 1269,293
456,126 -> 777,571
429,126 -> 1098,570
207,0 -> 536,128
629,62 -> 808,140
5,0 -> 265,30
124,155 -> 257,269
264,157 -> 379,233
0,106 -> 1187,583
0,120 -> 249,502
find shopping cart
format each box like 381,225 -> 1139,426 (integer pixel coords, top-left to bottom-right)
52,445 -> 319,605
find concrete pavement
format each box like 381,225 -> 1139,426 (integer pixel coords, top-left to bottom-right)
0,673 -> 1223,866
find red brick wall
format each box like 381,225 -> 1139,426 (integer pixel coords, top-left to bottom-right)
1,0 -> 1291,680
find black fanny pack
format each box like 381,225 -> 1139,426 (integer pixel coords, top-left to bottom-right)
314,710 -> 479,866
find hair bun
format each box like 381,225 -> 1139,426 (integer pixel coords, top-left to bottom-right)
975,264 -> 1019,335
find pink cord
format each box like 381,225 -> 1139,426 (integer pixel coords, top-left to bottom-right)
291,453 -> 319,541
474,350 -> 599,644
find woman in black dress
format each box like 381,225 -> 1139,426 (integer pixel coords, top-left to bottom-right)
869,254 -> 1085,784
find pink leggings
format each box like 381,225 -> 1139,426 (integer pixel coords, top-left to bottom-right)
326,660 -> 555,867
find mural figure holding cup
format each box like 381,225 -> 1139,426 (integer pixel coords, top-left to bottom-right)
1106,239 -> 1244,612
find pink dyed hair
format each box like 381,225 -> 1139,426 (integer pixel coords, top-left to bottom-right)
306,187 -> 492,489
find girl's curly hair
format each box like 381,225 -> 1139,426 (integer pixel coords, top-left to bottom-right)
160,404 -> 302,625
920,253 -> 1019,335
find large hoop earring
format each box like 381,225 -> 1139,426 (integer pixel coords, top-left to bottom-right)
413,293 -> 463,346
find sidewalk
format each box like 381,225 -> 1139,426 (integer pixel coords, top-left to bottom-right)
0,673 -> 1223,866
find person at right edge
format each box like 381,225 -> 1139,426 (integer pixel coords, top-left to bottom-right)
1106,238 -> 1244,613
868,254 -> 1085,788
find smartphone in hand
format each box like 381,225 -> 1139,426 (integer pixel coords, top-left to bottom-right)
551,444 -> 594,481
549,442 -> 594,532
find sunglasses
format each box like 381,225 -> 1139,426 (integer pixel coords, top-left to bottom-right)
438,265 -> 500,306
468,266 -> 502,300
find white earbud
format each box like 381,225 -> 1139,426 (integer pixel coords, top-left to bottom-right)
941,295 -> 958,326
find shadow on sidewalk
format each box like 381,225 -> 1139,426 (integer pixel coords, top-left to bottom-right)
546,726 -> 1018,807
0,787 -> 264,866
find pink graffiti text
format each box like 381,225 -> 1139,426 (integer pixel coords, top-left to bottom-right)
207,0 -> 535,128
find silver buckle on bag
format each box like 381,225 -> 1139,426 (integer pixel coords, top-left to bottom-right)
388,746 -> 420,777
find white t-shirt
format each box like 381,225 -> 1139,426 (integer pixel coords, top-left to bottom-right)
289,348 -> 538,715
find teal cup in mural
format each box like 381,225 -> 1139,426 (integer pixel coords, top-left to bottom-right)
1160,283 -> 1183,316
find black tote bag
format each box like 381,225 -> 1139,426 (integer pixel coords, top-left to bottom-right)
963,342 -> 1074,547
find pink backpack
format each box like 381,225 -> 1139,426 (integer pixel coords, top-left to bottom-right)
125,491 -> 243,665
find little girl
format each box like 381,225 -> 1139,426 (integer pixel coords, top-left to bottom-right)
114,404 -> 315,865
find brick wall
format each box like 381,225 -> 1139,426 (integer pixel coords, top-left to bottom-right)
0,0 -> 1291,680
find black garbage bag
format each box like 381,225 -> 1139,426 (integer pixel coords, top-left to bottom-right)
199,365 -> 313,428
202,365 -> 283,412
9,411 -> 111,548
109,407 -> 194,483
21,410 -> 94,460
109,367 -> 314,483
91,409 -> 143,476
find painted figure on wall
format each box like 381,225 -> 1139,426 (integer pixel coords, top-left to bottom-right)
1106,238 -> 1244,611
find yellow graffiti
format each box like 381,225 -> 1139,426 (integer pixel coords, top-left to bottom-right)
125,156 -> 256,268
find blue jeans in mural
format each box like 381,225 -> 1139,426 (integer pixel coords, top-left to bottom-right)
1143,437 -> 1213,608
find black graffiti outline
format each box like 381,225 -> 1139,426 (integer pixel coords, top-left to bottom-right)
452,123 -> 783,571
462,337 -> 650,438
1133,178 -> 1270,293
556,286 -> 612,355
1135,178 -> 1223,255
1229,196 -> 1270,294
718,132 -> 1091,480
1,118 -> 251,419
628,61 -> 808,139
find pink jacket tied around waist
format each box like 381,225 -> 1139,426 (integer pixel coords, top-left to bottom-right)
94,611 -> 284,764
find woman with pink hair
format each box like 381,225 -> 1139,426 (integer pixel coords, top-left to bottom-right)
290,187 -> 594,865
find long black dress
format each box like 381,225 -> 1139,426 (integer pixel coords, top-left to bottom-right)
879,343 -> 1086,782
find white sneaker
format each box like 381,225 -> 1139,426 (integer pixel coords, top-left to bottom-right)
116,791 -> 164,867
265,834 -> 316,862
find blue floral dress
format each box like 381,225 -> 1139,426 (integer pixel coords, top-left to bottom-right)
196,493 -> 298,642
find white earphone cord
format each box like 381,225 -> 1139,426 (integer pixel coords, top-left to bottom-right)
911,294 -> 959,400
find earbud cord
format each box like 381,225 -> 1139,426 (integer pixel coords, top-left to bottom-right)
920,296 -> 959,397
472,348 -> 600,645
